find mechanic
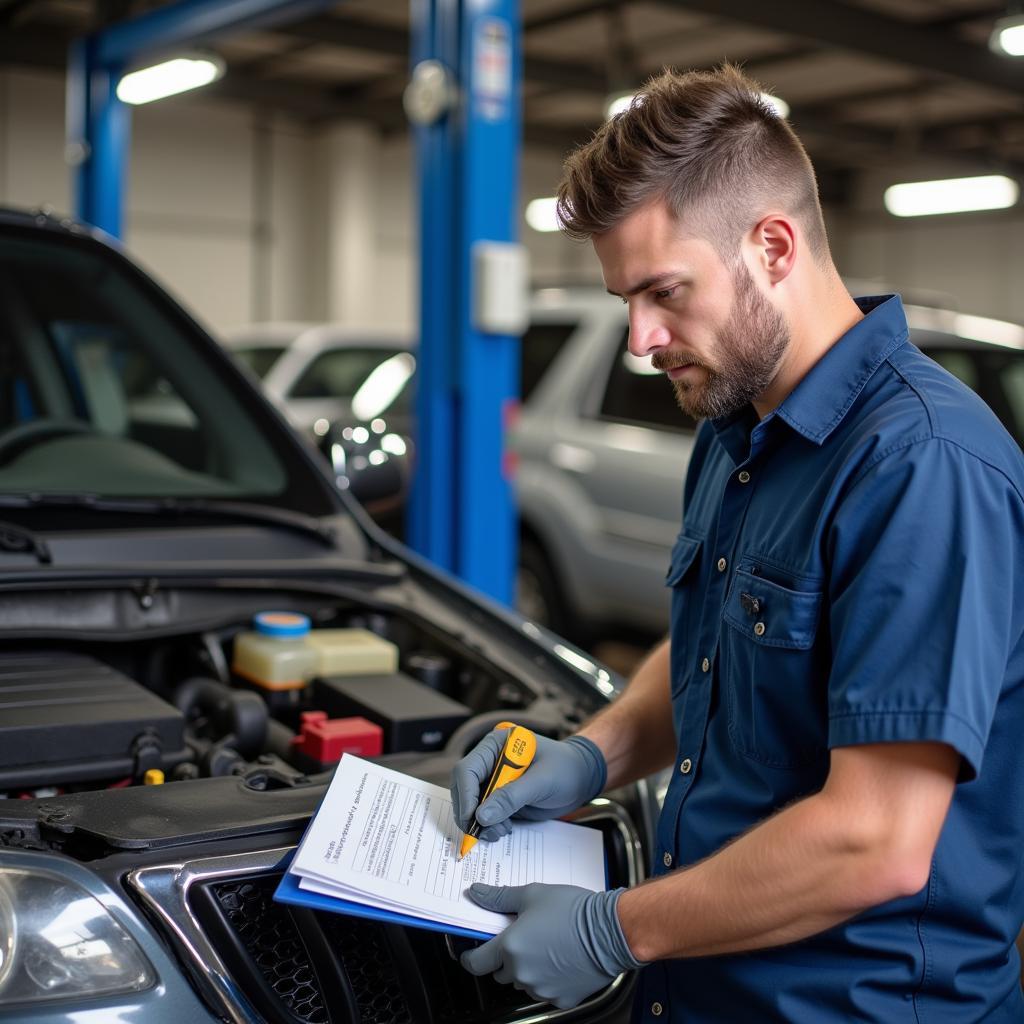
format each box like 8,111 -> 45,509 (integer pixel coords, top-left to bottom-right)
450,64 -> 1024,1022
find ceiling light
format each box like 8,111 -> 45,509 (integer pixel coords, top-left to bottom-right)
605,91 -> 787,120
883,174 -> 1019,217
991,12 -> 1024,56
526,197 -> 560,233
116,56 -> 224,105
606,92 -> 636,118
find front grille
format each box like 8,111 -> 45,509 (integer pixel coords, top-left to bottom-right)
212,878 -> 329,1024
195,873 -> 526,1024
128,803 -> 641,1024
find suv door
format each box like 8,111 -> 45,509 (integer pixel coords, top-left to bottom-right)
515,301 -> 695,636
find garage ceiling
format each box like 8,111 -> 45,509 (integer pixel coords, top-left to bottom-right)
3,0 -> 1024,205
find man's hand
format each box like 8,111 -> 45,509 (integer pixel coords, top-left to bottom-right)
461,882 -> 643,1008
450,731 -> 606,842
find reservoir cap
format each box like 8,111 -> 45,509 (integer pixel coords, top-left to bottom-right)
254,611 -> 311,638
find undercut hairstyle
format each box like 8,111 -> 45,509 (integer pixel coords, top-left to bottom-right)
557,64 -> 830,265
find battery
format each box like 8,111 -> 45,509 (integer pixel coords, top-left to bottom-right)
312,672 -> 471,753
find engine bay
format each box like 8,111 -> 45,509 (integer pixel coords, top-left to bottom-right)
0,596 -> 593,811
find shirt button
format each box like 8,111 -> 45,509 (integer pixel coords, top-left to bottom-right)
701,657 -> 710,672
662,851 -> 673,867
754,621 -> 766,636
738,470 -> 751,484
680,758 -> 692,774
652,1003 -> 664,1017
717,557 -> 727,572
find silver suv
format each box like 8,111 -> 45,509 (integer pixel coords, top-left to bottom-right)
513,288 -> 1024,642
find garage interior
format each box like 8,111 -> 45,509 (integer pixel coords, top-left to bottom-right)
1,0 -> 1023,657
0,3 -> 1022,1021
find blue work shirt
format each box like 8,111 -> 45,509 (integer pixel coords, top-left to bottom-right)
634,295 -> 1024,1023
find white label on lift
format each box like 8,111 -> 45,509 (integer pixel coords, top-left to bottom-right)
474,17 -> 511,121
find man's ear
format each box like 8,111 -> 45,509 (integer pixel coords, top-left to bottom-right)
751,215 -> 797,285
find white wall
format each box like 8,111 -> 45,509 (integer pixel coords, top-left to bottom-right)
2,66 -> 1021,333
829,160 -> 1024,323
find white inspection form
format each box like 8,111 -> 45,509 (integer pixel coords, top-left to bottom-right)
288,754 -> 607,935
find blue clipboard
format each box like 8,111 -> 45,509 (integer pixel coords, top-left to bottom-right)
273,862 -> 496,941
273,827 -> 611,943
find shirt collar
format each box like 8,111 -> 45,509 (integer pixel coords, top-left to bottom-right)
773,294 -> 910,445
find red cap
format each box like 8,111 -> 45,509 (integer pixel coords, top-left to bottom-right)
292,712 -> 383,763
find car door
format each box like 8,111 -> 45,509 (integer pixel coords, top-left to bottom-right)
517,301 -> 695,634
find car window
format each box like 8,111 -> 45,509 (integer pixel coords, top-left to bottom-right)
232,345 -> 287,379
595,328 -> 698,432
1004,360 -> 1024,443
0,232 -> 292,499
289,347 -> 410,404
521,322 -> 576,400
926,346 -> 1023,447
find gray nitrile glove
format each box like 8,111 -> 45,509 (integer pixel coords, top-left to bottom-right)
461,882 -> 644,1009
450,731 -> 607,842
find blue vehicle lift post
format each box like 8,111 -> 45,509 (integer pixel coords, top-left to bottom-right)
409,0 -> 523,606
68,0 -> 523,607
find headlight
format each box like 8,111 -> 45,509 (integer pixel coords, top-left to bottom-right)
0,868 -> 154,1006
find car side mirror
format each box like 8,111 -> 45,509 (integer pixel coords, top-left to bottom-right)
318,422 -> 413,511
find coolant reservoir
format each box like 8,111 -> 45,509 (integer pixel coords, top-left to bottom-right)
232,612 -> 317,691
305,628 -> 399,677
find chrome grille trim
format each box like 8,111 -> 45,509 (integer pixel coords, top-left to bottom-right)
126,800 -> 644,1024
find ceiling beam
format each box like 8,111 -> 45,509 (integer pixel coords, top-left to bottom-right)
661,0 -> 1024,95
524,0 -> 621,33
279,13 -> 608,92
0,26 -> 68,68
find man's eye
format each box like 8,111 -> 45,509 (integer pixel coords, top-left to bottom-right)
654,286 -> 677,300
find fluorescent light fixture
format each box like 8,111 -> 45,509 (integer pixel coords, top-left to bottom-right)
116,56 -> 224,105
991,13 -> 1024,56
883,174 -> 1019,217
526,196 -> 561,233
606,90 -> 787,119
953,313 -> 1024,350
606,92 -> 636,118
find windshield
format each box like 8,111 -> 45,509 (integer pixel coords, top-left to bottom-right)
232,345 -> 288,379
0,228 -> 333,513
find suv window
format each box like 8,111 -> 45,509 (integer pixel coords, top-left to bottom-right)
290,347 -> 409,402
927,346 -> 1023,446
521,322 -> 576,400
597,329 -> 698,432
233,345 -> 287,379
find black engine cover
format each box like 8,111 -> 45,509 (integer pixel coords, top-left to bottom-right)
0,651 -> 187,789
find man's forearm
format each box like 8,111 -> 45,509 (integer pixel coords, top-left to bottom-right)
578,638 -> 677,789
617,743 -> 958,961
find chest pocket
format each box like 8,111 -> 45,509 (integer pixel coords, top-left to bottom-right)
666,532 -> 703,699
720,558 -> 828,768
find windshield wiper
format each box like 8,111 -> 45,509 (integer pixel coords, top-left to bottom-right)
0,495 -> 338,549
0,519 -> 51,563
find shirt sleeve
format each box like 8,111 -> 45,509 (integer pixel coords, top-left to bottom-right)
825,437 -> 1024,780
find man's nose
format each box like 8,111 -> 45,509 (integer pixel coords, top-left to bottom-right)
627,307 -> 670,358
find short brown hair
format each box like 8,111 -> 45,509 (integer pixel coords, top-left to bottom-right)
557,64 -> 829,264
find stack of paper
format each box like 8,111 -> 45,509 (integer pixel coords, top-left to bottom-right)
274,754 -> 607,939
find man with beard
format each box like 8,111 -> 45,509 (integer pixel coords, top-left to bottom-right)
451,65 -> 1024,1022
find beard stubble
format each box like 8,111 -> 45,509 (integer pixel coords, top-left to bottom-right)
652,263 -> 790,421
